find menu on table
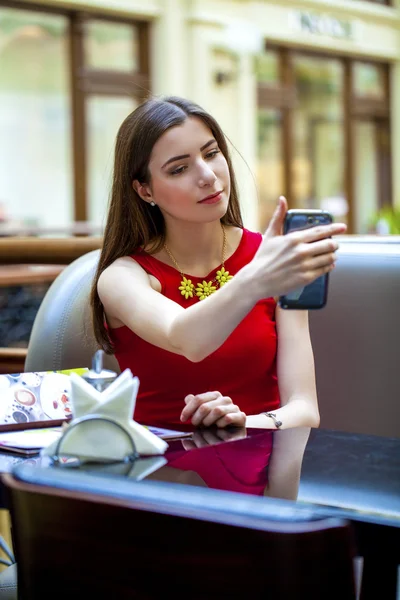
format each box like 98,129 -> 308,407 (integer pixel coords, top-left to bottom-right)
0,369 -> 191,455
0,369 -> 87,432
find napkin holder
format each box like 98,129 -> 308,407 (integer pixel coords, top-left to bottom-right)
41,360 -> 168,465
50,414 -> 139,465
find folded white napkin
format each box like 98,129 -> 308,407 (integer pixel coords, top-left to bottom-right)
41,369 -> 168,461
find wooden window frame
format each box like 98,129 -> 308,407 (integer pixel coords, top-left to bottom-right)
70,12 -> 150,222
363,0 -> 392,5
0,0 -> 150,224
257,44 -> 392,233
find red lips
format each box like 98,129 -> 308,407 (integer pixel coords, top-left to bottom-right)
199,191 -> 223,204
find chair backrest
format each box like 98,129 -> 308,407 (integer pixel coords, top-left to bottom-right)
309,236 -> 400,438
3,463 -> 356,599
24,249 -> 119,374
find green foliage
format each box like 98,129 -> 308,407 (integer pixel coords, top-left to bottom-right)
370,207 -> 400,234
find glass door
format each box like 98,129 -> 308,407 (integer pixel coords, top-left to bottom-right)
256,48 -> 392,233
87,96 -> 137,227
257,109 -> 284,231
352,62 -> 391,232
256,51 -> 285,231
291,56 -> 347,221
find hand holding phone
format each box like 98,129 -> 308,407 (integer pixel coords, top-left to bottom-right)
252,198 -> 345,304
278,209 -> 333,310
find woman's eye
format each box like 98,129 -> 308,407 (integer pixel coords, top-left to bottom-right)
169,165 -> 187,176
205,149 -> 220,159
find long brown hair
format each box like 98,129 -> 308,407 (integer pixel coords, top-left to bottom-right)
90,95 -> 244,353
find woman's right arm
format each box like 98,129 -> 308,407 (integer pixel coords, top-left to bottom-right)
98,216 -> 345,363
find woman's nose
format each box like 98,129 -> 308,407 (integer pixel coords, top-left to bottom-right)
198,162 -> 217,187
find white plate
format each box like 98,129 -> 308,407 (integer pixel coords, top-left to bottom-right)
39,373 -> 72,420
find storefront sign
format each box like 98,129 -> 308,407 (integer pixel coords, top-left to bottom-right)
289,10 -> 354,41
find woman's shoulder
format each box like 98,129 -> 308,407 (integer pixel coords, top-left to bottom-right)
99,254 -> 164,299
232,226 -> 263,251
243,227 -> 263,241
103,255 -> 140,272
98,256 -> 147,292
223,226 -> 262,271
226,225 -> 262,246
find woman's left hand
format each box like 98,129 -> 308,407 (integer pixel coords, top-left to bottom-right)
180,391 -> 246,428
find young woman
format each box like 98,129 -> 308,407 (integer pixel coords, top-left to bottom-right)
90,96 -> 346,430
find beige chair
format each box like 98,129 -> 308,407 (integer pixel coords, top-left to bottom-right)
0,535 -> 16,600
24,236 -> 400,438
0,250 -> 118,600
24,249 -> 119,374
0,564 -> 17,600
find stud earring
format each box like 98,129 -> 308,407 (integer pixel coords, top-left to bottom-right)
150,201 -> 156,207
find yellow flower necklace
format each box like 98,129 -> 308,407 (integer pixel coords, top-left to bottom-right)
163,225 -> 233,301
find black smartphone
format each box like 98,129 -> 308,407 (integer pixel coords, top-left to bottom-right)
278,209 -> 333,310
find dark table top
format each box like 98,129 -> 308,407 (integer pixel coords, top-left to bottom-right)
3,424 -> 400,600
1,425 -> 399,532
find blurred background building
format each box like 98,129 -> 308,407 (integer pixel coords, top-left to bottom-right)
0,0 -> 399,236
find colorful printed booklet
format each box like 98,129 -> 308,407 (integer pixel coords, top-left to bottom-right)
0,369 -> 87,432
0,369 -> 191,454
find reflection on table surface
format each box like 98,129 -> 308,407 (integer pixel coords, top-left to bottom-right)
3,425 -> 400,600
34,426 -> 309,501
147,426 -> 310,501
1,425 -> 400,526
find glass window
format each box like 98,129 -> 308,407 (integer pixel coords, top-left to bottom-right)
87,96 -> 138,227
256,109 -> 284,231
0,8 -> 73,229
255,51 -> 280,85
256,48 -> 391,234
354,121 -> 391,233
353,122 -> 378,233
292,56 -> 347,221
353,62 -> 385,99
85,20 -> 138,71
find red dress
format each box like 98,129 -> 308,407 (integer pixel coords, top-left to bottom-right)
110,228 -> 280,426
165,432 -> 273,495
